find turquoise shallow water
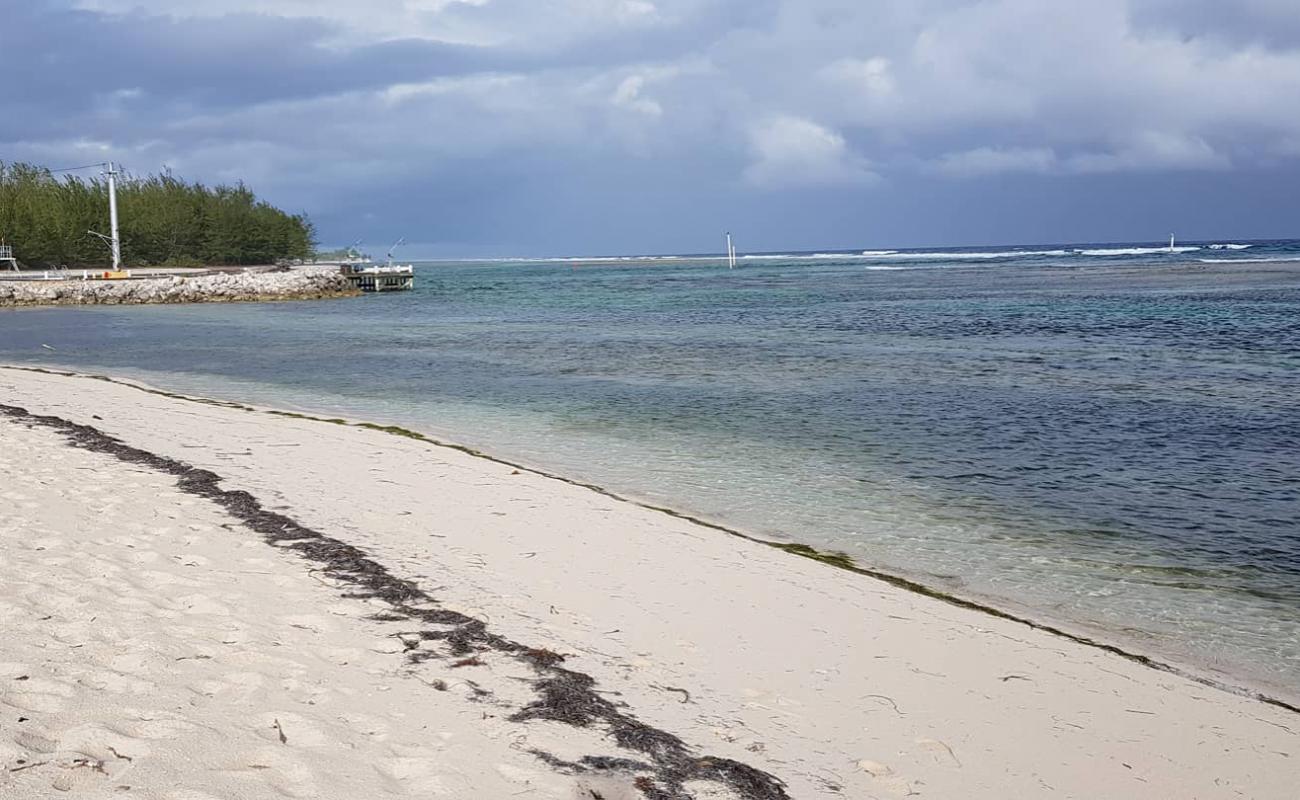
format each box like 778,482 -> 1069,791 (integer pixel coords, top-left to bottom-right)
2,240 -> 1298,698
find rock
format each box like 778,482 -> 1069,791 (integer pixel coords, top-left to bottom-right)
0,267 -> 360,308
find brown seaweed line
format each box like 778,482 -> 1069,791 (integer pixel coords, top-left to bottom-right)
0,403 -> 790,800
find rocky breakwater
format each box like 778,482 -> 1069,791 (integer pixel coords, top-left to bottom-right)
0,267 -> 359,308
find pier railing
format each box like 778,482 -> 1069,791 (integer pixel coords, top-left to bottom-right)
340,263 -> 414,292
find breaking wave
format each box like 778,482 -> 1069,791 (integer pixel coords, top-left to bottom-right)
1074,246 -> 1201,256
860,250 -> 1072,260
1198,257 -> 1300,264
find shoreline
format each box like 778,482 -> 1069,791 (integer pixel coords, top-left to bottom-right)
2,363 -> 1297,798
4,361 -> 1296,715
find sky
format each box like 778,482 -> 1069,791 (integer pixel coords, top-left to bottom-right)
2,0 -> 1299,256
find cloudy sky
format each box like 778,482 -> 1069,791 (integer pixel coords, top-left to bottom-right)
3,0 -> 1299,256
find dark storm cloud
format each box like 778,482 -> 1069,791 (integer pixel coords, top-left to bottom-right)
3,0 -> 1298,254
2,2 -> 491,129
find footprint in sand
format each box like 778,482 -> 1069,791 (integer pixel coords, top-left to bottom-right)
13,728 -> 63,756
103,650 -> 164,677
59,721 -> 151,764
2,676 -> 75,713
376,755 -> 455,794
0,662 -> 32,679
174,593 -> 232,616
336,712 -> 389,740
280,614 -> 339,636
857,759 -> 917,797
252,712 -> 330,748
218,747 -> 319,799
108,712 -> 197,740
77,668 -> 156,695
48,760 -> 112,793
914,737 -> 961,766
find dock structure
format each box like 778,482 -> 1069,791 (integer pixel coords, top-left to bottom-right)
340,263 -> 414,292
1,244 -> 18,272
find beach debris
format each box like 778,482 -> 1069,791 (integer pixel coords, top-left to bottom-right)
107,747 -> 133,763
272,718 -> 288,745
70,758 -> 109,775
863,694 -> 901,714
651,685 -> 692,704
451,656 -> 485,669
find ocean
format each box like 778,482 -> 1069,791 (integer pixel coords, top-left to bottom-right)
2,240 -> 1298,699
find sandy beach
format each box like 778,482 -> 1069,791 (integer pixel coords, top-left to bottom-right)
0,364 -> 1296,799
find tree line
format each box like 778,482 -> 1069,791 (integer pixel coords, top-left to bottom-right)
0,162 -> 316,268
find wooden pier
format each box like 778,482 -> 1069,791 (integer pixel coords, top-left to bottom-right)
340,264 -> 414,292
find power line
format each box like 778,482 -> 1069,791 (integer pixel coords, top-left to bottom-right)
46,162 -> 110,174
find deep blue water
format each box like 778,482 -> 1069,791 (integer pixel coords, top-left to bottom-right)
2,239 -> 1298,697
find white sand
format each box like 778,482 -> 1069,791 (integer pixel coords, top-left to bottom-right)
0,365 -> 1296,799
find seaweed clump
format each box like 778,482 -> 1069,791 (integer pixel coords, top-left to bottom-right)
770,542 -> 857,570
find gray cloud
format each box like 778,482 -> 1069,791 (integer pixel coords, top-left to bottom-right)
3,0 -> 1298,254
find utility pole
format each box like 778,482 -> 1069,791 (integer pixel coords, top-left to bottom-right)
105,161 -> 122,270
88,161 -> 124,269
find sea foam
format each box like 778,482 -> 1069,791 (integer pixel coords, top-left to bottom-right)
1198,256 -> 1300,264
1074,246 -> 1201,256
860,250 -> 1071,260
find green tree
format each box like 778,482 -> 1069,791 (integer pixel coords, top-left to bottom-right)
0,162 -> 317,268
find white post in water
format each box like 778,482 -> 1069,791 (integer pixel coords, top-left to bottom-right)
105,162 -> 122,270
726,232 -> 736,269
1169,233 -> 1176,253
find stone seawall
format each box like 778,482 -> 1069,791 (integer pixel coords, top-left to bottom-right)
0,267 -> 359,307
